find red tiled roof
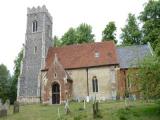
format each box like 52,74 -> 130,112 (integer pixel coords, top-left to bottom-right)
45,41 -> 118,69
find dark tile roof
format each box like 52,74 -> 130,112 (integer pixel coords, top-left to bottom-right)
45,41 -> 118,69
117,44 -> 152,68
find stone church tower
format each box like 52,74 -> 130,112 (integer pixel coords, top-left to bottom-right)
17,6 -> 52,103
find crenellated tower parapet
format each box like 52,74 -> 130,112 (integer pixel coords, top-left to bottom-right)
27,5 -> 52,22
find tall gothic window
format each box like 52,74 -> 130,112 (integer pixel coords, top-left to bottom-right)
92,76 -> 98,92
32,20 -> 38,32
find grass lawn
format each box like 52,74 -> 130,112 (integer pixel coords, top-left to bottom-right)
0,101 -> 160,120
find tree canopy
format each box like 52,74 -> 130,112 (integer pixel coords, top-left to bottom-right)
76,23 -> 94,43
139,0 -> 160,49
102,21 -> 117,43
121,13 -> 142,45
0,64 -> 11,103
138,55 -> 160,100
61,27 -> 77,45
54,23 -> 94,47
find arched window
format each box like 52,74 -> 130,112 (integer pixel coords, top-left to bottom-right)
92,76 -> 98,92
32,20 -> 38,32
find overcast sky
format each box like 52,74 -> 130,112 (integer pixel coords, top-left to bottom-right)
0,0 -> 148,74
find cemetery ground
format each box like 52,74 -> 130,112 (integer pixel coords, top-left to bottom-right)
0,100 -> 160,120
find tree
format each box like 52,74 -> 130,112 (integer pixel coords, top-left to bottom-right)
102,21 -> 117,43
10,49 -> 23,104
139,55 -> 160,100
128,51 -> 160,101
139,0 -> 160,49
0,64 -> 11,103
61,28 -> 77,45
76,23 -> 94,43
59,23 -> 95,46
121,13 -> 142,45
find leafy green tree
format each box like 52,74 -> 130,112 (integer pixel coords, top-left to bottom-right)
59,23 -> 94,46
139,55 -> 160,100
102,21 -> 117,43
76,23 -> 94,43
10,49 -> 23,104
128,52 -> 160,101
121,13 -> 142,45
139,0 -> 160,49
61,28 -> 77,45
0,64 -> 11,103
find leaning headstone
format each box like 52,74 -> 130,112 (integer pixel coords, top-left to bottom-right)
13,101 -> 19,113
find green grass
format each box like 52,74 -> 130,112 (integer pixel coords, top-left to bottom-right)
0,101 -> 160,120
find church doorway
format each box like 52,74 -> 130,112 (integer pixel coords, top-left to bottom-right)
52,82 -> 60,104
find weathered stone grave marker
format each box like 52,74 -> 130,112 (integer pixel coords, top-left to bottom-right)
13,101 -> 19,113
64,100 -> 70,114
6,99 -> 10,109
86,96 -> 89,102
0,100 -> 8,118
4,99 -> 10,110
0,108 -> 7,118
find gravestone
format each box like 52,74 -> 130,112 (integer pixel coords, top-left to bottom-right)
64,100 -> 70,114
76,97 -> 80,103
0,101 -> 8,118
6,100 -> 10,108
0,108 -> 7,117
13,101 -> 19,113
86,96 -> 90,102
4,100 -> 10,110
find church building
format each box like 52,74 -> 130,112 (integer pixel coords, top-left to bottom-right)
17,6 -> 152,104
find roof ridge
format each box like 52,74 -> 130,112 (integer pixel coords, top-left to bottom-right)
52,41 -> 114,49
117,44 -> 148,48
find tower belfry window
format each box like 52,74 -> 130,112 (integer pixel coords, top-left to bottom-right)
32,21 -> 38,32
